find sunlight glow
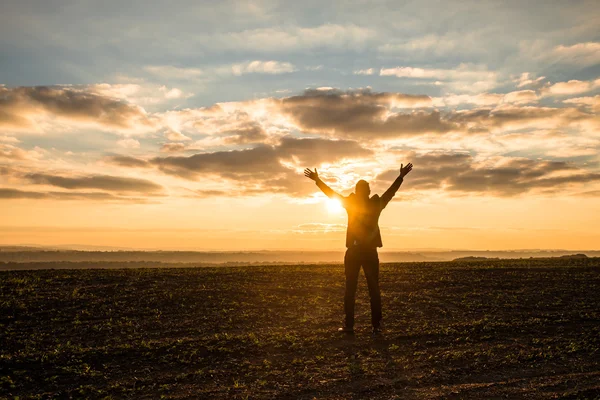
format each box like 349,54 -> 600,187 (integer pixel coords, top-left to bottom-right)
326,198 -> 344,214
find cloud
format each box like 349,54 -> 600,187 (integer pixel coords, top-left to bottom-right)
166,105 -> 277,145
0,144 -> 29,160
154,89 -> 596,152
379,64 -> 498,92
576,190 -> 600,197
149,136 -> 372,180
150,145 -> 283,180
201,24 -> 375,52
162,87 -> 186,99
146,145 -> 310,196
104,155 -> 151,168
230,61 -> 296,75
164,129 -> 191,141
160,106 -> 273,145
433,93 -> 504,107
376,152 -> 472,191
547,42 -> 600,66
0,188 -> 152,202
375,152 -> 600,196
563,95 -> 600,112
4,85 -> 597,202
376,32 -> 487,60
514,73 -> 546,89
144,65 -> 204,80
276,136 -> 374,166
0,144 -> 44,160
181,105 -> 267,138
0,86 -> 156,132
502,90 -> 539,104
160,143 -> 187,153
482,129 -> 599,159
274,89 -> 595,140
110,136 -> 373,196
117,138 -> 141,149
187,189 -> 230,198
449,105 -> 590,132
433,90 -> 539,107
0,136 -> 20,144
541,79 -> 600,96
380,66 -> 485,80
221,122 -> 269,144
24,173 -> 163,193
278,89 -> 445,140
146,61 -> 295,82
160,89 -> 597,147
1,165 -> 161,200
161,88 -> 595,149
89,83 -> 191,105
354,68 -> 375,75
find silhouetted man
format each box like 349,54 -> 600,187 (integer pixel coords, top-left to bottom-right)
304,163 -> 413,334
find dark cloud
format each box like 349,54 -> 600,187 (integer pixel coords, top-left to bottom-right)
0,188 -> 151,202
0,86 -> 154,130
190,108 -> 269,144
577,190 -> 600,197
24,173 -> 163,193
105,155 -> 151,168
276,90 -> 596,140
448,106 -> 589,130
1,165 -> 162,200
0,188 -> 47,199
276,136 -> 374,165
0,144 -> 28,160
151,145 -> 283,180
187,189 -> 229,198
376,152 -> 473,190
108,136 -> 373,197
222,122 -> 269,144
117,136 -> 372,182
149,137 -> 373,180
279,89 -> 452,139
160,143 -> 187,153
153,147 -> 310,196
375,152 -> 598,196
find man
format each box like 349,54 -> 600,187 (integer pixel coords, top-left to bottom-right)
304,163 -> 413,334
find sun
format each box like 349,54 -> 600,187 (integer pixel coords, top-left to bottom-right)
326,198 -> 344,214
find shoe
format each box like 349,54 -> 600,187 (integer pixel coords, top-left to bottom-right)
338,326 -> 354,334
372,326 -> 383,335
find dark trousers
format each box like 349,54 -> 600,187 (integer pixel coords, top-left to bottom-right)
344,246 -> 382,328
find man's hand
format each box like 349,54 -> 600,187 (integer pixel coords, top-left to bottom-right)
304,168 -> 319,181
400,162 -> 413,178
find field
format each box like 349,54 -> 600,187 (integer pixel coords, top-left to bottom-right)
1,258 -> 600,399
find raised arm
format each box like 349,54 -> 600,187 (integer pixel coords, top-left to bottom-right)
304,168 -> 346,203
380,163 -> 413,209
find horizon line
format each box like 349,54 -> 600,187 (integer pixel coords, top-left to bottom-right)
1,244 -> 599,253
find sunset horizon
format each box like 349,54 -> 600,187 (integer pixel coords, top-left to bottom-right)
2,1 -> 599,252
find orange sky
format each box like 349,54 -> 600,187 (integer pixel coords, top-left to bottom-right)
2,191 -> 600,250
1,2 -> 600,251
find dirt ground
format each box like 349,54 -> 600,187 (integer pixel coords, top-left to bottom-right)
1,258 -> 599,399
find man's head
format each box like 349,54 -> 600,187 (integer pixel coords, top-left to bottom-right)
355,179 -> 370,198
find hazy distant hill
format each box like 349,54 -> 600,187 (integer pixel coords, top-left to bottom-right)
559,253 -> 589,259
453,256 -> 499,262
1,246 -> 599,264
0,249 -> 436,263
453,253 -> 591,262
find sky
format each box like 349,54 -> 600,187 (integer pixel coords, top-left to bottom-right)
1,0 -> 600,251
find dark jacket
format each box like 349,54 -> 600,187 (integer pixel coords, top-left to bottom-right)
316,176 -> 404,248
